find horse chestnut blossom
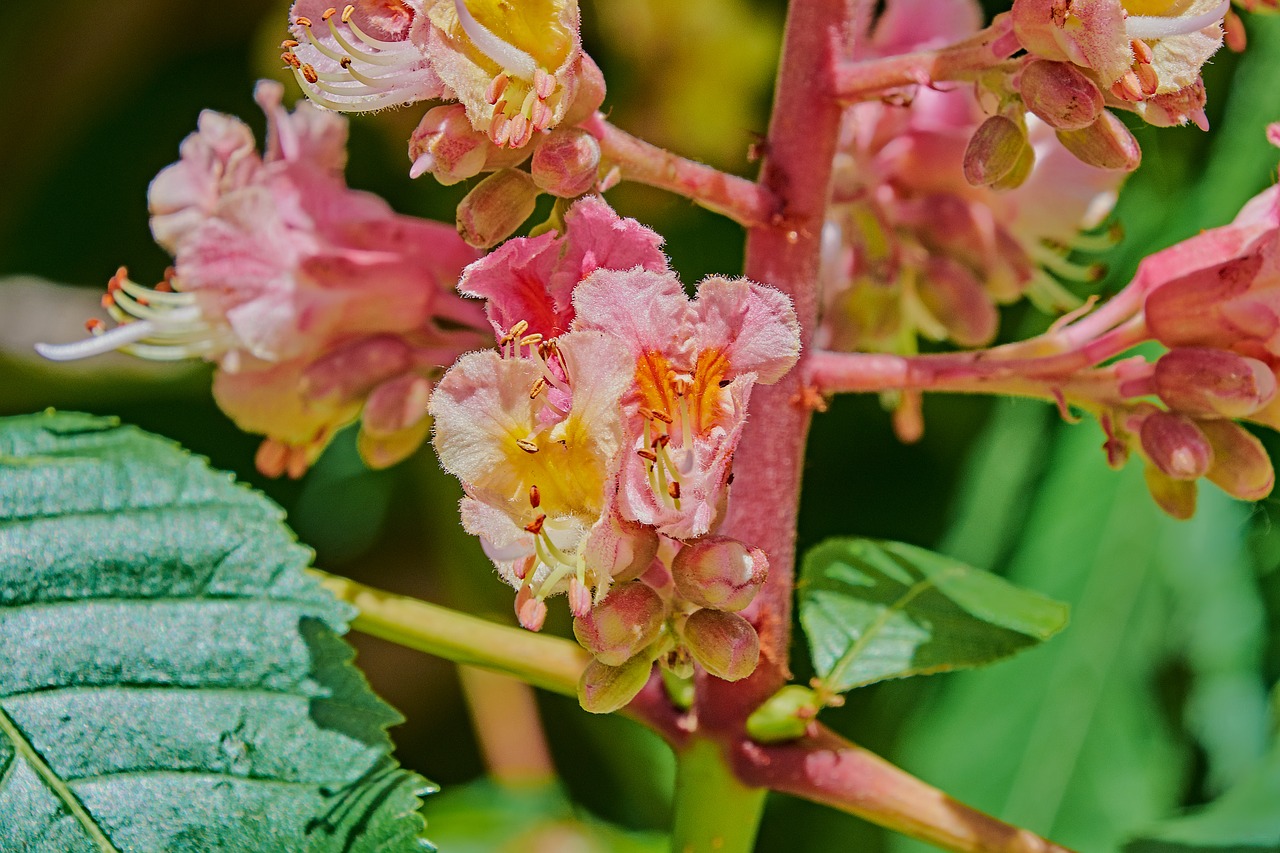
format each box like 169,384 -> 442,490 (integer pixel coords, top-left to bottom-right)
1011,0 -> 1227,127
36,81 -> 486,476
819,0 -> 1124,354
284,0 -> 604,152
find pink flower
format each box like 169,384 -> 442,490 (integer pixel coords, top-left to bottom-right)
429,330 -> 649,621
458,195 -> 668,341
284,1 -> 605,151
38,81 -> 486,476
573,269 -> 801,539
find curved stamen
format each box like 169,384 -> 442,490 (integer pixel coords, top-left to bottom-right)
452,0 -> 538,80
343,6 -> 408,51
1126,0 -> 1229,40
36,321 -> 158,361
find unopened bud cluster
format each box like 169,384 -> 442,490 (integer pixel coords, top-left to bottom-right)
573,536 -> 769,713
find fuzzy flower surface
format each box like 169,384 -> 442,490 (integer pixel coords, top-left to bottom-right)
38,81 -> 485,476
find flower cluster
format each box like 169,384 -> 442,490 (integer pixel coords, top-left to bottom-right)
429,198 -> 801,710
819,0 -> 1125,357
37,82 -> 487,476
1011,0 -> 1228,130
283,1 -> 605,183
1108,162 -> 1280,516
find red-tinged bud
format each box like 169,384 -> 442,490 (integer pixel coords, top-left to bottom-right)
1019,60 -> 1104,131
531,128 -> 601,198
456,168 -> 541,249
1145,254 -> 1269,349
584,515 -> 660,583
1153,347 -> 1277,419
963,116 -> 1031,188
357,373 -> 433,469
1140,411 -> 1214,480
408,105 -> 527,185
577,653 -> 653,714
916,256 -> 1000,348
1144,463 -> 1198,520
1199,419 -> 1276,501
1055,111 -> 1142,171
671,537 -> 769,612
573,581 -> 666,666
681,609 -> 760,682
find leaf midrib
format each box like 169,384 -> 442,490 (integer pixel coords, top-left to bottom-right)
822,563 -> 965,690
0,704 -> 121,853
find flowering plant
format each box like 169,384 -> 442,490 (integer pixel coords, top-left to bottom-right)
3,0 -> 1280,850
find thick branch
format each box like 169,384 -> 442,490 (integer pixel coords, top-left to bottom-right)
734,727 -> 1076,853
589,115 -> 779,228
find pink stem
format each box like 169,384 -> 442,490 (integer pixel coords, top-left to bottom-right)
807,315 -> 1152,396
588,115 -> 780,228
833,16 -> 1017,102
701,0 -> 850,730
733,726 -> 1077,853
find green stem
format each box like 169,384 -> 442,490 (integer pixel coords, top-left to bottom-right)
312,570 -> 589,697
671,739 -> 768,853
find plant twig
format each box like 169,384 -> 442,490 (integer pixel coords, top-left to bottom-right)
588,114 -> 779,228
733,726 -> 1077,853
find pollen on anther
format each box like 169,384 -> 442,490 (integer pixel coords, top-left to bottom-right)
529,485 -> 541,508
282,52 -> 302,68
637,449 -> 658,462
529,377 -> 548,399
517,438 -> 539,453
295,16 -> 313,27
84,318 -> 105,333
649,409 -> 674,425
342,5 -> 356,23
101,294 -> 115,309
340,56 -> 353,68
524,514 -> 547,534
302,64 -> 320,84
281,39 -> 300,49
668,482 -> 681,500
321,7 -> 338,21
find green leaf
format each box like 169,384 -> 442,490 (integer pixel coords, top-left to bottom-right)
888,417 -> 1265,852
426,777 -> 667,853
1126,741 -> 1280,852
0,411 -> 432,852
798,538 -> 1068,693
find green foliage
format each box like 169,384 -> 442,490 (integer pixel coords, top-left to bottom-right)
426,777 -> 666,852
888,414 -> 1269,853
0,411 -> 431,853
798,538 -> 1068,693
1126,741 -> 1280,852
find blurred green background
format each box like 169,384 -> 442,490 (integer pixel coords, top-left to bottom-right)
3,2 -> 1280,850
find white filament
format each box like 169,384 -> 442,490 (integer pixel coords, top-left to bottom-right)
1125,0 -> 1229,40
452,0 -> 538,80
36,321 -> 158,361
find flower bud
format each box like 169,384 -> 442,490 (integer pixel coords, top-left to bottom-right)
515,589 -> 548,632
1055,112 -> 1142,171
1200,419 -> 1275,501
671,537 -> 768,612
583,512 -> 659,583
1154,347 -> 1277,419
1019,60 -> 1104,131
1140,411 -> 1214,480
1144,254 -> 1271,350
573,581 -> 666,666
1144,463 -> 1198,520
531,128 -> 602,198
577,653 -> 653,714
357,374 -> 433,469
408,105 -> 490,186
681,609 -> 760,682
456,169 -> 540,249
916,256 -> 999,347
963,116 -> 1031,188
745,684 -> 822,744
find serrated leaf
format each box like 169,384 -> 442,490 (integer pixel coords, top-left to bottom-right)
0,411 -> 432,853
798,538 -> 1068,693
426,777 -> 667,853
1125,742 -> 1280,853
